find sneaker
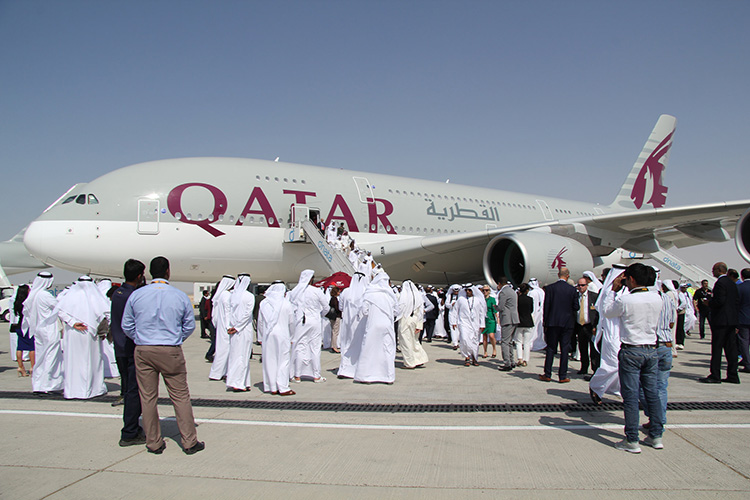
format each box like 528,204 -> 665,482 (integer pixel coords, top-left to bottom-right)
614,439 -> 641,453
643,436 -> 664,449
676,344 -> 684,350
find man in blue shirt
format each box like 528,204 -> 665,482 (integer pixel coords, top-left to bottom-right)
122,256 -> 204,455
111,259 -> 146,446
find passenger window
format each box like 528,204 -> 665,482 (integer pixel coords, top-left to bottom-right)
75,194 -> 86,204
88,194 -> 99,205
62,196 -> 76,204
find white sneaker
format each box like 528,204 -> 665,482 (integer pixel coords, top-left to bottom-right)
614,439 -> 642,453
643,436 -> 664,449
676,344 -> 684,350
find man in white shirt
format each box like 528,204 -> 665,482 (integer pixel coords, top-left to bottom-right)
602,263 -> 664,453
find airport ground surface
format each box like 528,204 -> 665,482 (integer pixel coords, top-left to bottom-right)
2,320 -> 750,499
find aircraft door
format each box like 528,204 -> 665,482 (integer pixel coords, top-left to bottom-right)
352,177 -> 374,203
137,199 -> 160,234
536,199 -> 554,221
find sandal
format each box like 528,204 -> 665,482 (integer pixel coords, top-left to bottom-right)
464,359 -> 471,366
491,353 -> 497,358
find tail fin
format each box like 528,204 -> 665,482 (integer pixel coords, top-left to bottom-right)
609,114 -> 676,211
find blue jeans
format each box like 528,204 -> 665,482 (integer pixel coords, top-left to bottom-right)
639,345 -> 672,425
618,345 -> 663,442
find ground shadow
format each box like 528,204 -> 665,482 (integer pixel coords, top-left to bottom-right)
538,414 -> 624,447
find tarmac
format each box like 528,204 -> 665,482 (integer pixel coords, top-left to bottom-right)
1,320 -> 749,499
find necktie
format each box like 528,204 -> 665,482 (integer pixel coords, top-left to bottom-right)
579,295 -> 586,325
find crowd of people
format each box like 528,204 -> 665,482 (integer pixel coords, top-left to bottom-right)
8,250 -> 750,456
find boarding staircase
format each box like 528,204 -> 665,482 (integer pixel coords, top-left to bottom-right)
284,206 -> 355,275
648,247 -> 713,285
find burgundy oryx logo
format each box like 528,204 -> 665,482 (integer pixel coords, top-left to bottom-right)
630,130 -> 673,209
551,247 -> 568,271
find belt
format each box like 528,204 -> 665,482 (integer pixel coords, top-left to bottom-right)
656,341 -> 673,347
620,343 -> 656,349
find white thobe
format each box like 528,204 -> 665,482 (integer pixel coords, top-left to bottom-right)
259,298 -> 295,393
59,312 -> 107,399
26,291 -> 63,392
528,286 -> 546,351
456,296 -> 481,360
226,290 -> 255,390
446,295 -> 460,346
354,288 -> 398,383
209,290 -> 233,380
338,287 -> 367,379
590,271 -> 627,398
291,286 -> 329,380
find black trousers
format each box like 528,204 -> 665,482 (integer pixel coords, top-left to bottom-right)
698,310 -> 709,338
543,326 -> 572,379
709,324 -> 739,382
117,354 -> 143,439
422,318 -> 436,342
574,323 -> 598,373
675,313 -> 686,345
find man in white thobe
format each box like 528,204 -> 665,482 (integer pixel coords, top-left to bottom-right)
259,282 -> 296,395
354,270 -> 399,384
225,274 -> 255,392
289,269 -> 329,382
397,280 -> 429,369
445,285 -> 461,349
589,265 -> 627,403
53,276 -> 109,399
24,272 -> 63,393
209,275 -> 235,381
338,272 -> 368,379
455,285 -> 484,366
528,278 -> 546,351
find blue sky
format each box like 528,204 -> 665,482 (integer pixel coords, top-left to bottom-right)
1,0 -> 749,281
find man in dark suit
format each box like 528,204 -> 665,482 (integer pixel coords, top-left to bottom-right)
422,286 -> 439,343
575,277 -> 600,375
699,261 -> 740,384
541,267 -> 579,383
736,268 -> 750,373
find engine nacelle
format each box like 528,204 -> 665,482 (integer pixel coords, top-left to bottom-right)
483,232 -> 594,287
735,207 -> 750,264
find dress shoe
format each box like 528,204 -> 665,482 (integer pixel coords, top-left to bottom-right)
183,441 -> 205,455
698,377 -> 721,384
538,375 -> 552,382
583,375 -> 592,382
498,365 -> 512,372
147,442 -> 166,454
721,378 -> 740,384
119,430 -> 147,447
110,396 -> 124,407
559,378 -> 571,383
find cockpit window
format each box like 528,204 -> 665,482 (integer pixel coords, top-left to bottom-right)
88,194 -> 99,205
75,194 -> 86,204
62,196 -> 76,204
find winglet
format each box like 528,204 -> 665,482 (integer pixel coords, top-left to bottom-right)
609,115 -> 677,211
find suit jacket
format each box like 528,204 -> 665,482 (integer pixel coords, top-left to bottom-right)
736,279 -> 750,326
497,285 -> 519,326
543,279 -> 579,329
576,290 -> 599,328
424,294 -> 439,320
709,275 -> 739,327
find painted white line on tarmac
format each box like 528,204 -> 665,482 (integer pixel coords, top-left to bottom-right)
2,409 -> 750,431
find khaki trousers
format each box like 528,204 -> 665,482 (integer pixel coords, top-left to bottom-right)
134,345 -> 198,451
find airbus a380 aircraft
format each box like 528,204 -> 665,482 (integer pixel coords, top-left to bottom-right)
20,115 -> 750,286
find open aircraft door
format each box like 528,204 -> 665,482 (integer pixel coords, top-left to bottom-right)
137,199 -> 160,234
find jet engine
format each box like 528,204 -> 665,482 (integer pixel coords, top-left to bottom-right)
735,207 -> 750,264
483,232 -> 594,287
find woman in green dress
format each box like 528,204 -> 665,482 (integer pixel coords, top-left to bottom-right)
481,286 -> 499,358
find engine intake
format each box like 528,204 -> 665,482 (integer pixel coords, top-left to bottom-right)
483,232 -> 594,287
735,207 -> 750,264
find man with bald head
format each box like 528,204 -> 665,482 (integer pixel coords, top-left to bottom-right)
699,262 -> 740,384
541,267 -> 579,383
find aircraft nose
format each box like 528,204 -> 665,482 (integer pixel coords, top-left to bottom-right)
23,221 -> 50,263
